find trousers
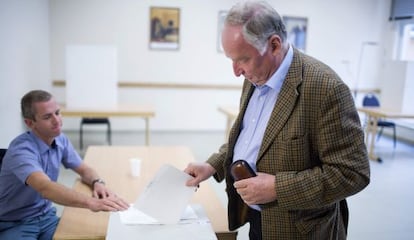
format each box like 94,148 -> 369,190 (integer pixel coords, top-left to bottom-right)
0,207 -> 59,240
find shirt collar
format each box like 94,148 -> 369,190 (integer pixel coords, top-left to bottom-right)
28,131 -> 62,153
262,44 -> 294,91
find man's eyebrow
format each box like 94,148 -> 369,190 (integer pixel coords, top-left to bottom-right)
40,112 -> 53,118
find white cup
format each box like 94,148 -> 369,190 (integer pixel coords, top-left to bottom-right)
129,158 -> 142,177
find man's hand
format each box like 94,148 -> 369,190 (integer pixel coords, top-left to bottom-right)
90,183 -> 129,211
184,162 -> 216,187
87,194 -> 130,212
233,172 -> 277,205
92,181 -> 112,199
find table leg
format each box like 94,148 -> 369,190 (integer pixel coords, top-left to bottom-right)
367,116 -> 382,162
364,115 -> 371,145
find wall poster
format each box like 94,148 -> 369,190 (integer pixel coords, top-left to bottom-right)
283,16 -> 307,52
149,7 -> 180,50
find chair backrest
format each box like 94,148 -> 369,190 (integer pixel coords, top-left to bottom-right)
362,93 -> 380,107
0,148 -> 7,170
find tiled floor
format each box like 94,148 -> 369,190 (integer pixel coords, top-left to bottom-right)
58,130 -> 414,240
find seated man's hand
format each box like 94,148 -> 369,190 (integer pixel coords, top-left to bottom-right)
92,182 -> 112,199
88,193 -> 130,212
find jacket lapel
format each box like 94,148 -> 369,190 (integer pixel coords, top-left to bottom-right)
257,50 -> 303,162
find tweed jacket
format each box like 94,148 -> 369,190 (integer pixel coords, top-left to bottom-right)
207,48 -> 370,239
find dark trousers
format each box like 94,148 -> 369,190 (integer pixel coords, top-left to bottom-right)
248,208 -> 262,240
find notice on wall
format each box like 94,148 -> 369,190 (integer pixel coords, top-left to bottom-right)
65,45 -> 118,109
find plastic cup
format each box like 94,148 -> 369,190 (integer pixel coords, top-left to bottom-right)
129,158 -> 142,177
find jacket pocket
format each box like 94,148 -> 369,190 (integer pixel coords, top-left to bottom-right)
292,204 -> 337,234
265,134 -> 310,171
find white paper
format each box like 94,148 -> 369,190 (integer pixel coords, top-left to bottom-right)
119,205 -> 198,225
133,164 -> 197,224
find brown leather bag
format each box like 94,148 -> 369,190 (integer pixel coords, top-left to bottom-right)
230,160 -> 256,181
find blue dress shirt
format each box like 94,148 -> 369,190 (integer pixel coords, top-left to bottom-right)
0,131 -> 82,221
232,45 -> 294,210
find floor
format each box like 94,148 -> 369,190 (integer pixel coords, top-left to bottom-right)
57,130 -> 414,240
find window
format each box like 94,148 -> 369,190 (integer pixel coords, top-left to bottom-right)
394,20 -> 414,60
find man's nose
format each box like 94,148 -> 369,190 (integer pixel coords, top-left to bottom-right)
233,63 -> 244,77
52,114 -> 60,123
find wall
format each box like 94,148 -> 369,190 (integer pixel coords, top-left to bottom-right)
380,60 -> 414,111
49,0 -> 392,131
0,0 -> 394,143
0,0 -> 50,148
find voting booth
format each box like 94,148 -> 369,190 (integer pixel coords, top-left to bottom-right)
65,45 -> 118,148
65,45 -> 118,108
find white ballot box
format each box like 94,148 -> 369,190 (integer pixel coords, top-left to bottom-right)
106,164 -> 217,239
106,205 -> 217,240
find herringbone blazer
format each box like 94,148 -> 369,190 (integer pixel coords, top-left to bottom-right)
207,48 -> 370,239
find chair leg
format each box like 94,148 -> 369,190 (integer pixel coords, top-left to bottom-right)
393,126 -> 396,149
376,126 -> 397,148
376,127 -> 384,141
107,120 -> 111,145
79,118 -> 111,149
80,122 -> 84,150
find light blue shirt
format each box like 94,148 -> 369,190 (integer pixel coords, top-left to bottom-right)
232,45 -> 293,210
0,131 -> 82,221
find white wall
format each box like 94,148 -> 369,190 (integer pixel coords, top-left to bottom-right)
380,60 -> 414,119
0,0 -> 394,142
0,0 -> 50,148
49,0 -> 392,131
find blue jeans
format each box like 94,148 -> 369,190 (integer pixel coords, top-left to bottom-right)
0,207 -> 59,240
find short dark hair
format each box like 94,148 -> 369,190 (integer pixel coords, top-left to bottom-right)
21,90 -> 53,120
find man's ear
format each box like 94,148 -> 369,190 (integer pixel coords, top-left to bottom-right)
269,35 -> 282,53
24,118 -> 34,129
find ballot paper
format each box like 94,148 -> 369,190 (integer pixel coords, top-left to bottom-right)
132,164 -> 197,224
119,205 -> 198,225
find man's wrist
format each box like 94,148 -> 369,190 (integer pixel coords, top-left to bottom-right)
91,178 -> 105,188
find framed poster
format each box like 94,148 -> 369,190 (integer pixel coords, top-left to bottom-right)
217,11 -> 227,53
149,7 -> 180,50
283,16 -> 307,52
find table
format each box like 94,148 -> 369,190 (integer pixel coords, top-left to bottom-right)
357,107 -> 414,162
53,146 -> 236,240
60,104 -> 155,145
217,106 -> 239,139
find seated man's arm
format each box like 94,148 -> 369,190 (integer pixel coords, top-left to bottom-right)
73,162 -> 115,199
26,171 -> 128,211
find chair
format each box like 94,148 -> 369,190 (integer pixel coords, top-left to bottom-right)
79,118 -> 111,150
362,94 -> 396,148
0,148 -> 7,171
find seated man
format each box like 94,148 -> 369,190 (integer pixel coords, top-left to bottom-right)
0,90 -> 129,240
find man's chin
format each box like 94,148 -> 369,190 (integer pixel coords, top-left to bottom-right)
52,129 -> 62,136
